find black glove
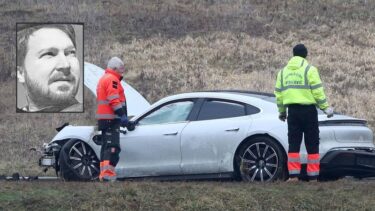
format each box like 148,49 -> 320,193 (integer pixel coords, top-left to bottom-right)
120,115 -> 129,127
279,112 -> 287,122
126,121 -> 136,131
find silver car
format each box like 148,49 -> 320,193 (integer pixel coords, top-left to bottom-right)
39,91 -> 375,181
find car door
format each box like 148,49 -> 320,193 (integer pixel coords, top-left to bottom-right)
180,99 -> 253,174
117,99 -> 195,177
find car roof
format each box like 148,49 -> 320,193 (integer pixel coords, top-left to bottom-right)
201,90 -> 276,102
135,90 -> 278,119
155,90 -> 276,107
179,90 -> 276,103
201,90 -> 275,97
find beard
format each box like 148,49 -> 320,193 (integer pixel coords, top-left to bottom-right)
24,71 -> 79,107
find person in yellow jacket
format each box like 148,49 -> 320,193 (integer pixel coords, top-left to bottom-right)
274,44 -> 334,182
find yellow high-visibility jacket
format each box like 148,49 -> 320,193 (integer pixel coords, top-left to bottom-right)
274,56 -> 329,113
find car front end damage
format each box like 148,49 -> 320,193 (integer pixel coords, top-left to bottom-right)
38,140 -> 69,175
37,123 -> 102,180
39,142 -> 59,167
37,123 -> 72,175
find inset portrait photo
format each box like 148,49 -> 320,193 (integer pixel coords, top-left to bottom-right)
16,23 -> 84,113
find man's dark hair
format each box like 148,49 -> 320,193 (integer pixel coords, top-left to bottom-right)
17,24 -> 76,67
293,44 -> 308,58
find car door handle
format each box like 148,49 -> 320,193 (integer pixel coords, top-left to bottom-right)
225,128 -> 240,132
163,132 -> 178,136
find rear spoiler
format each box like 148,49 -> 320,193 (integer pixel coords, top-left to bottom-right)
319,119 -> 367,127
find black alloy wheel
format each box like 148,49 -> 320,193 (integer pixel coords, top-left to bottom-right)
59,139 -> 100,181
236,136 -> 286,182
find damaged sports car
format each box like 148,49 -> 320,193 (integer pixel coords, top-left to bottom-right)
38,64 -> 375,182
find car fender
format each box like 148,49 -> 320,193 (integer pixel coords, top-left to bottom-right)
244,130 -> 288,151
227,116 -> 289,169
222,116 -> 287,172
51,125 -> 101,159
52,125 -> 95,142
245,114 -> 289,151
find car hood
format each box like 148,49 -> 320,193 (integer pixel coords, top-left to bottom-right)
84,62 -> 151,117
51,125 -> 96,143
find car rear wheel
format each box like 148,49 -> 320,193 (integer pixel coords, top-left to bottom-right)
59,139 -> 100,181
235,136 -> 287,182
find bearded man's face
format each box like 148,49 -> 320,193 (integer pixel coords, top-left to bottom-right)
20,27 -> 80,106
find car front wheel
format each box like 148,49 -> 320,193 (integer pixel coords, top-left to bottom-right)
235,136 -> 287,182
59,139 -> 100,181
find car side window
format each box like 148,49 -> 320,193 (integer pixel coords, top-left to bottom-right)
138,101 -> 194,125
247,104 -> 261,115
197,100 -> 246,121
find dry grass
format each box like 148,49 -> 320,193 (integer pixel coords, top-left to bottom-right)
0,83 -> 96,175
0,0 -> 374,170
0,0 -> 374,171
1,179 -> 375,210
0,0 -> 375,209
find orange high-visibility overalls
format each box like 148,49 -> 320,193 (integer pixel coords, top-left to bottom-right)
96,68 -> 126,181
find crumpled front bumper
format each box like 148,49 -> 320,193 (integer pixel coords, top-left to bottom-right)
320,147 -> 375,179
38,142 -> 61,168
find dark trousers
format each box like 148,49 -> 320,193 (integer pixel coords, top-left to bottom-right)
98,119 -> 121,166
287,104 -> 319,154
287,104 -> 321,179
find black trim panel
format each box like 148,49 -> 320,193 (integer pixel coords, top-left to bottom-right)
117,172 -> 234,181
198,90 -> 275,97
187,98 -> 204,121
319,119 -> 367,127
320,148 -> 375,179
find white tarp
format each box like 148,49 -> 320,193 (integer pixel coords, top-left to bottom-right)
84,62 -> 150,117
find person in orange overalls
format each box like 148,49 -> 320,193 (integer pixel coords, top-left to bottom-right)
96,57 -> 128,181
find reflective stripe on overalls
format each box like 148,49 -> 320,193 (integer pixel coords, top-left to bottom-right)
287,152 -> 301,176
307,154 -> 320,177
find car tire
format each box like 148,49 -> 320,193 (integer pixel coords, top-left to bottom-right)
235,136 -> 287,182
59,139 -> 100,181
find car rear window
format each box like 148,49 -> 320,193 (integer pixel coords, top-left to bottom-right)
239,93 -> 325,114
197,100 -> 246,121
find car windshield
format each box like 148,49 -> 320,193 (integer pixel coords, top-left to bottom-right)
138,101 -> 194,125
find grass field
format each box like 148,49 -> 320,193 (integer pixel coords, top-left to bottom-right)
0,0 -> 375,210
1,0 -> 374,175
1,179 -> 375,210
